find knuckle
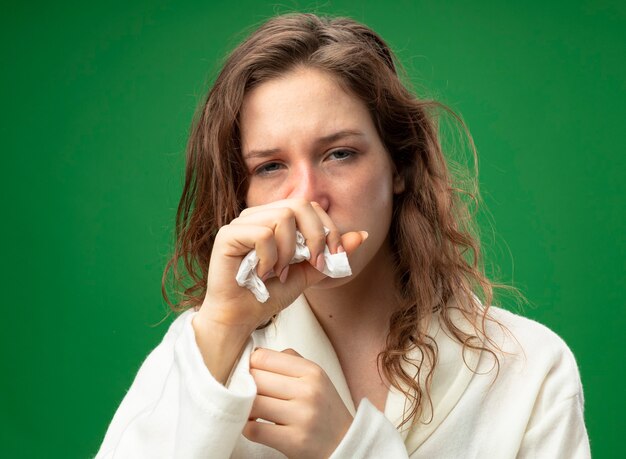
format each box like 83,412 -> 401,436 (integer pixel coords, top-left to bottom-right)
214,225 -> 229,241
242,421 -> 258,440
250,348 -> 268,368
258,227 -> 274,243
307,364 -> 325,383
292,197 -> 310,209
308,361 -> 323,374
277,207 -> 295,221
302,380 -> 321,402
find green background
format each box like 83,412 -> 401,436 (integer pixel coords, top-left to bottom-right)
2,1 -> 624,457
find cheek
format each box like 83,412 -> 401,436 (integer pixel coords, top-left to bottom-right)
334,169 -> 394,231
245,182 -> 281,207
245,187 -> 260,207
357,167 -> 395,207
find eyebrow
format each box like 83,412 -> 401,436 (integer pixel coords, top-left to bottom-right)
243,129 -> 366,159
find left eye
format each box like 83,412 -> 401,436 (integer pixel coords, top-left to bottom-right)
328,149 -> 354,160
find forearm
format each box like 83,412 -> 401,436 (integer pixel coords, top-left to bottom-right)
97,311 -> 257,458
192,312 -> 255,384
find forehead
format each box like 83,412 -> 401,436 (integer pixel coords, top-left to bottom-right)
239,67 -> 375,151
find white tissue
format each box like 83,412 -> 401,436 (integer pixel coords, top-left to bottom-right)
235,229 -> 352,302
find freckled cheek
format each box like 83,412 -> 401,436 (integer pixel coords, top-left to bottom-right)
332,175 -> 394,229
245,182 -> 285,207
353,172 -> 394,207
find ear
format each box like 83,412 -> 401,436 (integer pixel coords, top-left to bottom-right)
393,171 -> 405,194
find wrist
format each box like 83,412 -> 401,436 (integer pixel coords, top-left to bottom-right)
192,313 -> 254,384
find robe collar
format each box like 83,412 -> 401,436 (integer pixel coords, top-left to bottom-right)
264,295 -> 482,454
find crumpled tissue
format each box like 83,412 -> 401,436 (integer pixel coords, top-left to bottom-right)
235,229 -> 352,302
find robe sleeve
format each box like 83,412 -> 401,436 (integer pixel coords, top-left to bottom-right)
516,342 -> 591,459
329,398 -> 409,458
95,311 -> 257,458
518,393 -> 590,458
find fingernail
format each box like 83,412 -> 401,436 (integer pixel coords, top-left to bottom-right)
316,253 -> 325,272
337,244 -> 345,254
261,270 -> 275,281
279,265 -> 289,283
359,231 -> 369,241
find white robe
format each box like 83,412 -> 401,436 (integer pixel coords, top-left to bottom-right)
97,295 -> 590,458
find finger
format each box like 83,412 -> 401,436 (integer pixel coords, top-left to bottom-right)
216,224 -> 275,259
303,230 -> 369,281
273,230 -> 370,292
239,199 -> 305,217
280,348 -> 302,358
271,211 -> 296,275
287,199 -> 326,271
249,394 -> 292,425
249,227 -> 278,280
243,420 -> 291,454
241,199 -> 330,272
310,201 -> 341,254
340,230 -> 369,254
250,368 -> 299,400
231,207 -> 297,275
250,347 -> 312,377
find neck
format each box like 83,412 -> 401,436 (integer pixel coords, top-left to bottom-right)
304,242 -> 400,347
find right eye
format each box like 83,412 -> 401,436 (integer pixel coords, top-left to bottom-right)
254,161 -> 283,176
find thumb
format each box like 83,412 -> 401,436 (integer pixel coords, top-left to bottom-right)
339,230 -> 369,255
280,348 -> 302,357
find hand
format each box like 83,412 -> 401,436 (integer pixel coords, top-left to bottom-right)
191,199 -> 366,384
197,199 -> 367,331
244,348 -> 353,459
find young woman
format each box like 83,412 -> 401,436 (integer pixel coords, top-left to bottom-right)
97,13 -> 590,458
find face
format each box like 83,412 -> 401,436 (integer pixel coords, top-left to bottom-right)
240,67 -> 402,286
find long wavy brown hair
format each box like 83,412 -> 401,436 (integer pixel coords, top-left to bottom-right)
163,13 -> 512,428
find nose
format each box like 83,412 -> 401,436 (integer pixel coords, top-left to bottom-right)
287,163 -> 330,211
